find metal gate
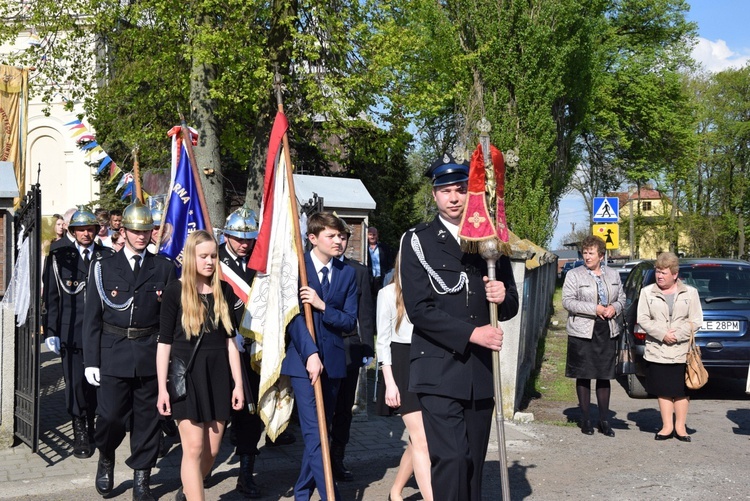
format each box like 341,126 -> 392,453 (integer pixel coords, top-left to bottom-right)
13,184 -> 42,451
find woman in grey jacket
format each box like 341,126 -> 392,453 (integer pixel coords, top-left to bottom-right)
562,236 -> 625,437
637,252 -> 702,442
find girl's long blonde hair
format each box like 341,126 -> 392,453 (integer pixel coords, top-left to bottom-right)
180,230 -> 233,339
393,251 -> 406,332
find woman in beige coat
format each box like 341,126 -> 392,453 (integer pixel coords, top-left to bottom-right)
637,252 -> 702,442
562,236 -> 625,437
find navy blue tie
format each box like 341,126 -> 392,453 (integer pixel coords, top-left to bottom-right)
320,267 -> 330,301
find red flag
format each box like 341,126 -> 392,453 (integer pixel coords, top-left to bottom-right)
248,112 -> 289,274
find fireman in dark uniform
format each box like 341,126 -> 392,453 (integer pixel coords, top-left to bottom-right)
219,205 -> 295,498
399,154 -> 519,501
44,207 -> 114,459
82,199 -> 176,501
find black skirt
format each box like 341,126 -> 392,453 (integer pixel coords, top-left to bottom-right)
566,317 -> 617,380
376,342 -> 421,416
645,361 -> 687,398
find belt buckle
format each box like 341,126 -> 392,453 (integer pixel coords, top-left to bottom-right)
126,328 -> 138,339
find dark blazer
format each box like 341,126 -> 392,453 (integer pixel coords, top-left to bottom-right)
400,217 -> 519,401
365,242 -> 394,278
219,243 -> 256,324
83,250 -> 176,378
45,244 -> 114,346
281,252 -> 358,380
342,257 -> 376,367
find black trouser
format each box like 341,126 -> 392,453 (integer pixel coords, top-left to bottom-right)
330,365 -> 360,448
95,374 -> 160,470
60,344 -> 97,418
233,350 -> 263,455
418,394 -> 494,501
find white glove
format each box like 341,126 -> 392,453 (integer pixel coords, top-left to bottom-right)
45,336 -> 60,354
362,357 -> 374,367
234,332 -> 246,353
84,367 -> 101,387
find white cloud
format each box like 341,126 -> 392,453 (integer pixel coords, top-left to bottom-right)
692,37 -> 750,72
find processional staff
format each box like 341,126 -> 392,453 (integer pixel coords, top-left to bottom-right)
457,117 -> 512,500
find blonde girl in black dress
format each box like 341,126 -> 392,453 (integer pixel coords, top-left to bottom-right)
156,230 -> 244,500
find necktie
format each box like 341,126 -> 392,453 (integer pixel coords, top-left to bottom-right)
132,255 -> 142,280
320,266 -> 330,301
82,249 -> 91,268
236,257 -> 244,272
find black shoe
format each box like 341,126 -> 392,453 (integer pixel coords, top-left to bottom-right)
655,431 -> 674,441
330,445 -> 354,482
580,420 -> 594,435
236,454 -> 261,498
265,430 -> 296,447
95,454 -> 114,495
598,420 -> 615,438
133,469 -> 155,501
174,486 -> 186,501
674,433 -> 691,442
72,417 -> 93,459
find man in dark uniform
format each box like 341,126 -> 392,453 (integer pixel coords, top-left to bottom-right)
399,154 -> 519,501
219,205 -> 295,498
330,220 -> 375,481
44,207 -> 114,458
83,199 -> 176,501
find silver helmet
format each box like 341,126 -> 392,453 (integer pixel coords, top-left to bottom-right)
68,206 -> 100,233
223,205 -> 258,239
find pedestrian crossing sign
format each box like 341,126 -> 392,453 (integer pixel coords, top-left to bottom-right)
592,197 -> 619,222
592,224 -> 618,249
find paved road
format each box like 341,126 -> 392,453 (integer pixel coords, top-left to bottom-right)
1,350 -> 749,500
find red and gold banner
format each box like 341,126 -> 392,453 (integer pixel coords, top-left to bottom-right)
0,65 -> 29,205
459,143 -> 509,249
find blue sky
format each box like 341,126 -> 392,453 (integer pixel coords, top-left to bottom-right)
550,0 -> 750,249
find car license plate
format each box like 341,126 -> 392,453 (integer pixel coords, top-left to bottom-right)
701,320 -> 740,332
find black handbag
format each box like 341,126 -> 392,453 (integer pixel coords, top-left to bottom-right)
616,321 -> 636,375
167,332 -> 204,402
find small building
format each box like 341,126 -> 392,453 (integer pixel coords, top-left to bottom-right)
293,174 -> 376,264
552,248 -> 581,276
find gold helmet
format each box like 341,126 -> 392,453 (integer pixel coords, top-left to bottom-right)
223,205 -> 258,239
68,205 -> 100,234
121,199 -> 154,231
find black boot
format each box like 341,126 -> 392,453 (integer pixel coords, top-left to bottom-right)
72,416 -> 92,459
236,454 -> 261,498
330,444 -> 353,482
133,469 -> 155,501
95,454 -> 114,496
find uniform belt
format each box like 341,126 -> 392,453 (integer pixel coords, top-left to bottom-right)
103,323 -> 158,339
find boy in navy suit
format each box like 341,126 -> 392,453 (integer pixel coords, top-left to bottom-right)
281,212 -> 359,501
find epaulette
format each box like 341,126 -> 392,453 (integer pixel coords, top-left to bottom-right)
412,221 -> 431,233
50,245 -> 77,258
97,251 -> 119,264
93,247 -> 115,261
153,254 -> 174,264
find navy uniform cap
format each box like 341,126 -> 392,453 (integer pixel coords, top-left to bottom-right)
425,153 -> 469,186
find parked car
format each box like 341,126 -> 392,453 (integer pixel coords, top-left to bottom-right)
560,259 -> 583,281
621,258 -> 750,397
617,260 -> 643,283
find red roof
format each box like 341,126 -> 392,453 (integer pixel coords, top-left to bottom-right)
611,188 -> 662,207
